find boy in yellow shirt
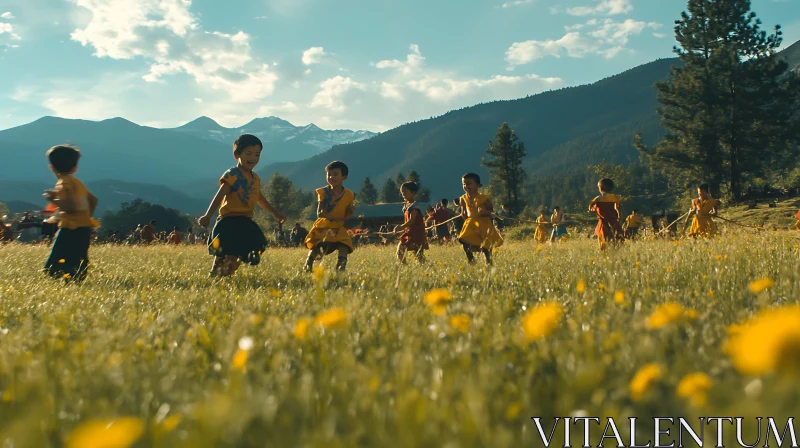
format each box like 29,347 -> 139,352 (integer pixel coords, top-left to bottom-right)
43,145 -> 99,281
624,209 -> 642,239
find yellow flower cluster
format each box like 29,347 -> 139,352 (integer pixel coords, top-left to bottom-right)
424,288 -> 453,315
646,303 -> 698,329
723,304 -> 800,376
521,302 -> 563,343
629,363 -> 661,402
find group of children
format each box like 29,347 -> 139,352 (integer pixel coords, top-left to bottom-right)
39,134 -> 800,281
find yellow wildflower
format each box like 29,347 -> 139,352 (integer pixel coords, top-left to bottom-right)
424,288 -> 452,305
505,402 -> 522,420
536,245 -> 543,252
748,277 -> 775,294
629,363 -> 661,402
521,301 -> 563,343
576,281 -> 586,294
449,314 -> 471,333
267,288 -> 282,298
66,417 -> 145,448
293,318 -> 310,340
314,308 -> 348,329
676,372 -> 713,407
232,349 -> 248,371
613,290 -> 625,304
58,259 -> 65,264
723,305 -> 800,376
161,414 -> 182,433
598,283 -> 606,292
646,303 -> 698,329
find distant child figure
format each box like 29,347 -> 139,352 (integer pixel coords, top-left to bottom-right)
168,226 -> 182,245
304,161 -> 356,272
624,209 -> 642,239
588,178 -> 623,251
186,227 -> 197,244
141,220 -> 156,244
550,206 -> 569,242
42,145 -> 99,281
686,184 -> 720,238
534,209 -> 551,243
198,134 -> 286,277
457,173 -> 503,265
494,203 -> 510,232
795,209 -> 800,231
395,181 -> 429,263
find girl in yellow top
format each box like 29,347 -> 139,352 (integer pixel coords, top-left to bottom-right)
686,184 -> 720,239
42,145 -> 99,282
304,161 -> 356,272
198,134 -> 285,277
534,209 -> 551,243
457,172 -> 503,265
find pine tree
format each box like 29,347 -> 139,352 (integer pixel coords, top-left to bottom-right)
358,177 -> 378,205
637,0 -> 798,199
381,178 -> 402,203
395,172 -> 406,188
482,122 -> 527,214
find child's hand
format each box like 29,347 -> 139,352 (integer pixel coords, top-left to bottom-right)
197,215 -> 211,228
274,212 -> 286,223
43,190 -> 57,201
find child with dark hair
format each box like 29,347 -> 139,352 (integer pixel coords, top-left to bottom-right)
588,177 -> 624,251
395,181 -> 429,263
304,161 -> 356,271
534,209 -> 551,243
457,173 -> 503,265
168,226 -> 182,245
42,145 -> 99,281
550,206 -> 569,241
624,209 -> 642,239
686,184 -> 720,238
198,134 -> 285,277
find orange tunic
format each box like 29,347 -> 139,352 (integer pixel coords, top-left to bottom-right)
399,202 -> 429,251
589,194 -> 623,246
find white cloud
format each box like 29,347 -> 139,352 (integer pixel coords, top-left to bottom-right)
194,97 -> 203,103
380,82 -> 403,101
1,12 -> 15,19
505,32 -> 601,65
375,44 -> 425,75
566,0 -> 632,16
302,46 -> 327,65
589,18 -> 656,45
652,32 -> 666,38
407,74 -> 561,102
304,68 -> 312,75
0,22 -> 21,40
256,101 -> 299,115
310,76 -> 366,112
69,0 -> 278,102
501,0 -> 533,8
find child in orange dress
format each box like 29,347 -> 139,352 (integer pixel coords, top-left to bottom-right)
168,226 -> 182,245
794,209 -> 799,231
686,184 -> 720,238
588,178 -> 624,251
304,161 -> 356,271
457,173 -> 503,265
395,181 -> 429,263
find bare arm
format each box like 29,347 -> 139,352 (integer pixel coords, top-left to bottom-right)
258,191 -> 285,223
396,209 -> 420,232
198,183 -> 232,227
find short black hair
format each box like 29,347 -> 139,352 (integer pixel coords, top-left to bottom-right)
553,206 -> 561,211
46,145 -> 81,173
401,181 -> 419,193
173,226 -> 179,231
698,183 -> 710,192
326,160 -> 349,177
632,209 -> 638,213
598,178 -> 614,192
234,134 -> 263,155
441,198 -> 449,206
187,227 -> 193,232
150,220 -> 157,225
462,172 -> 481,185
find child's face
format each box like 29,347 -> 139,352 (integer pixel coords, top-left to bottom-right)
327,168 -> 346,187
698,188 -> 708,199
462,178 -> 479,195
400,186 -> 415,202
236,145 -> 262,171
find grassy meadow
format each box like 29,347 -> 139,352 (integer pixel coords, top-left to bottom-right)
1,229 -> 799,447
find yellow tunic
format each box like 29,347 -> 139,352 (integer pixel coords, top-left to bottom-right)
219,167 -> 260,218
534,215 -> 551,243
688,198 -> 718,238
53,174 -> 99,229
305,186 -> 355,253
625,214 -> 641,228
457,193 -> 503,250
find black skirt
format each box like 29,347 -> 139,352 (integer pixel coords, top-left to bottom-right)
43,226 -> 92,281
207,216 -> 268,265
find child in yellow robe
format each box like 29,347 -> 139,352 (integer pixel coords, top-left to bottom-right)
624,209 -> 642,239
588,178 -> 624,251
304,161 -> 356,271
534,209 -> 551,243
686,184 -> 720,238
457,172 -> 503,265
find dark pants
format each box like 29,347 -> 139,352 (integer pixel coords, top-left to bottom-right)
44,227 -> 92,281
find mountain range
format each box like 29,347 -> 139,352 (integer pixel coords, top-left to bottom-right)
2,39 -> 797,215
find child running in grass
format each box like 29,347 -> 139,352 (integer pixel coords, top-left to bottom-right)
457,173 -> 503,265
588,177 -> 623,251
198,134 -> 285,277
395,181 -> 429,263
686,184 -> 720,239
624,209 -> 642,239
42,145 -> 99,282
304,161 -> 356,272
534,209 -> 551,243
795,208 -> 800,232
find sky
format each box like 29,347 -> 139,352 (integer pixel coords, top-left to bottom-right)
1,0 -> 798,132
